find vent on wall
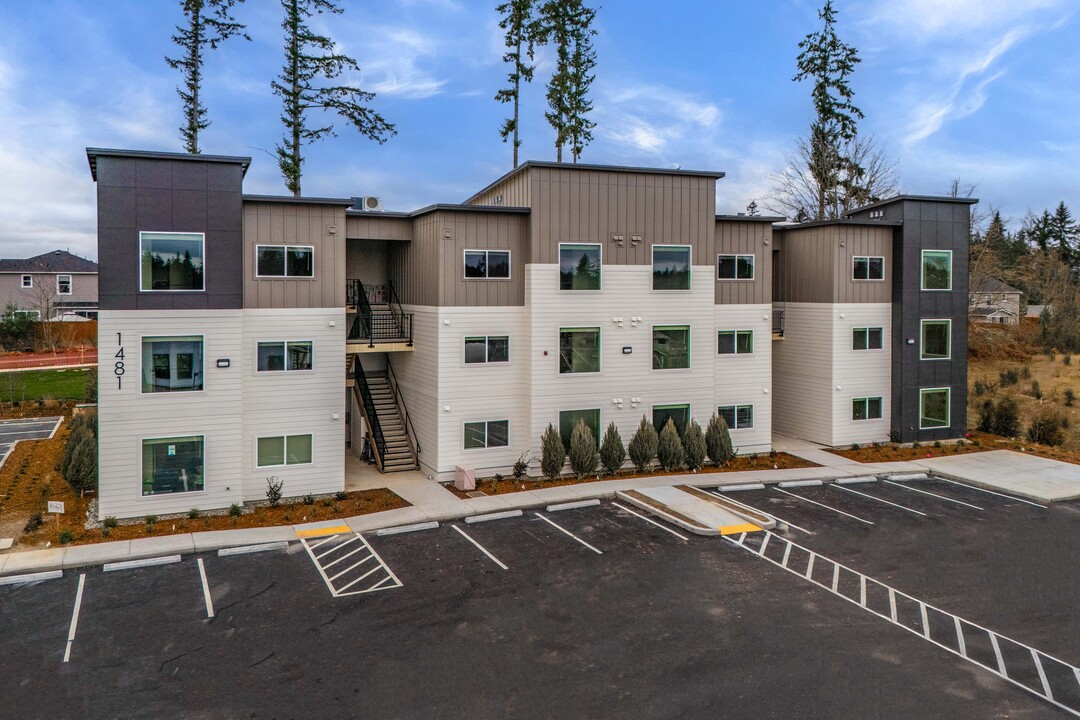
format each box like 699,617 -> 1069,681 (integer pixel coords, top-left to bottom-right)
352,196 -> 384,212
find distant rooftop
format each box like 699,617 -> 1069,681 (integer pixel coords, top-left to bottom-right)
849,194 -> 979,214
0,249 -> 98,274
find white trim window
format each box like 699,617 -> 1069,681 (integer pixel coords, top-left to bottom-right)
653,245 -> 691,290
919,387 -> 951,429
717,254 -> 755,280
852,397 -> 883,421
464,249 -> 511,279
718,404 -> 754,429
11,309 -> 39,320
463,420 -> 509,449
718,330 -> 753,355
142,335 -> 204,393
852,256 -> 885,281
20,275 -> 32,289
142,435 -> 204,496
257,340 -> 313,372
140,231 -> 205,291
921,319 -> 951,360
852,327 -> 883,350
559,243 -> 601,290
56,275 -> 72,295
464,335 -> 509,364
921,250 -> 953,291
257,434 -> 314,467
256,245 -> 315,278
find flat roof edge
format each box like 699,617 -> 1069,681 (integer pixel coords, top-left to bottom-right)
86,147 -> 252,180
716,214 -> 786,223
850,194 -> 980,214
775,218 -> 903,230
244,194 -> 355,206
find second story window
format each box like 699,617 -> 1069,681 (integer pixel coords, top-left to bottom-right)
21,275 -> 31,288
718,330 -> 753,355
140,232 -> 204,291
653,246 -> 691,290
559,327 -> 600,374
717,254 -> 754,280
257,341 -> 313,372
853,256 -> 884,281
464,249 -> 510,279
256,245 -> 314,278
921,319 -> 951,360
922,250 -> 952,290
464,336 -> 509,364
852,327 -> 883,350
653,325 -> 690,369
142,336 -> 203,393
560,243 -> 601,290
56,275 -> 72,295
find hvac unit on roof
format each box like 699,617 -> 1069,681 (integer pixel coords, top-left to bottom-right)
352,196 -> 384,212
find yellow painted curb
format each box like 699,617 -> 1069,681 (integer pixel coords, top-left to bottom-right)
719,523 -> 762,536
296,524 -> 351,539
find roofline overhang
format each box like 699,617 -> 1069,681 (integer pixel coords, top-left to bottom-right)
86,147 -> 252,181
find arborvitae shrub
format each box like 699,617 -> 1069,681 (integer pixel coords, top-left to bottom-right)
683,420 -> 707,471
540,423 -> 565,480
656,419 -> 685,471
599,422 -> 626,475
705,413 -> 734,465
627,416 -> 658,472
568,420 -> 599,479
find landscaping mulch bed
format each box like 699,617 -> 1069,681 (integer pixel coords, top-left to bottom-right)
825,431 -> 1080,465
446,452 -> 820,499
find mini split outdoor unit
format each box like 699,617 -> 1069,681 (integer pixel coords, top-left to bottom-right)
352,196 -> 384,212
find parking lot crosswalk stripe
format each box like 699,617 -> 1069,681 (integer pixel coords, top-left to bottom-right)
757,533 -> 770,557
63,573 -> 86,663
333,560 -> 380,585
831,564 -> 840,592
989,633 -> 1008,677
450,525 -> 509,570
535,513 -> 603,555
1033,649 -> 1055,701
316,536 -> 359,560
774,487 -> 875,525
781,542 -> 792,568
859,575 -> 867,607
882,480 -> 984,510
197,558 -> 215,619
321,544 -> 367,570
936,478 -> 1047,509
611,502 -> 689,541
955,617 -> 967,658
804,554 -> 815,580
308,534 -> 339,551
831,483 -> 928,517
919,601 -> 931,639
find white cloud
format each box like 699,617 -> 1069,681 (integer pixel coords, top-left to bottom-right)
597,83 -> 721,155
358,28 -> 448,99
861,0 -> 1063,38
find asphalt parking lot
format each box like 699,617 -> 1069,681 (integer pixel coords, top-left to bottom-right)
1,495 -> 1077,719
0,416 -> 62,468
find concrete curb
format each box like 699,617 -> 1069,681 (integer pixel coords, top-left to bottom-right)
217,542 -> 289,557
613,490 -> 716,536
464,510 -> 523,524
375,522 -> 440,536
546,499 -> 601,512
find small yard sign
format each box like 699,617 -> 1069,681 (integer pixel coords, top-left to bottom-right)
48,500 -> 65,514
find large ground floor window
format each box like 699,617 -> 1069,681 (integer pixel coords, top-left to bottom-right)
920,388 -> 951,429
464,420 -> 509,450
852,397 -> 883,421
142,436 -> 204,496
652,404 -> 690,436
257,434 -> 313,467
559,408 -> 600,448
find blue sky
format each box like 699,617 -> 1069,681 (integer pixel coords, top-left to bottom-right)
0,0 -> 1076,260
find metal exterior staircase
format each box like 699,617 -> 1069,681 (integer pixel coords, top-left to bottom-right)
351,357 -> 418,473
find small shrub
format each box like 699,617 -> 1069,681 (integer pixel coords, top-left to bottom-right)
58,530 -> 74,545
335,490 -> 348,501
1027,412 -> 1065,446
999,368 -> 1019,387
1065,388 -> 1076,407
568,420 -> 600,479
1022,364 -> 1032,379
494,473 -> 504,482
705,414 -> 734,466
977,399 -> 994,433
934,440 -> 943,449
850,443 -> 860,451
912,440 -> 921,449
627,416 -> 659,472
656,419 -> 685,471
228,503 -> 243,523
103,516 -> 118,529
991,397 -> 1021,437
1047,351 -> 1056,362
23,514 -> 42,532
265,476 -> 284,507
1031,381 -> 1043,400
683,420 -> 707,471
144,515 -> 158,533
973,379 -> 987,397
540,423 -> 566,480
889,428 -> 901,443
1065,354 -> 1072,366
599,422 -> 626,475
303,494 -> 315,505
512,451 -> 530,479
1062,416 -> 1071,429
187,508 -> 201,520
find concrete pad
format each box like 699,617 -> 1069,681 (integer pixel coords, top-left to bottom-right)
0,538 -> 13,550
0,552 -> 7,574
63,540 -> 132,569
922,450 -> 1080,503
624,486 -> 764,536
0,547 -> 65,575
192,526 -> 297,552
127,534 -> 196,560
347,506 -> 430,533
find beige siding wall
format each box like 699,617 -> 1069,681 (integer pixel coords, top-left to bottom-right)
345,215 -> 413,241
243,202 -> 346,309
0,272 -> 97,313
346,239 -> 390,288
715,221 -> 771,305
389,306 -> 440,476
469,170 -> 533,207
239,308 -> 345,499
97,310 -> 244,519
830,304 -> 892,446
713,304 -> 773,453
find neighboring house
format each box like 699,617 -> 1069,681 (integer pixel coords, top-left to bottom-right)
1027,304 -> 1050,319
86,148 -> 971,519
970,277 -> 1021,325
0,249 -> 98,320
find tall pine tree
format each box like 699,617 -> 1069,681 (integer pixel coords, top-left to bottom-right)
540,0 -> 597,163
272,0 -> 395,196
495,0 -> 539,168
792,0 -> 863,220
165,0 -> 249,154
1050,201 -> 1079,266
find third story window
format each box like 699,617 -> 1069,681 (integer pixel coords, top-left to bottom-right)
257,434 -> 314,467
921,319 -> 951,360
653,325 -> 690,370
142,336 -> 203,393
718,330 -> 753,355
464,250 -> 511,279
853,256 -> 885,280
922,250 -> 952,290
559,327 -> 601,374
257,341 -> 313,372
852,327 -> 883,350
718,404 -> 754,429
141,232 -> 204,291
464,336 -> 509,364
463,420 -> 509,449
852,397 -> 883,421
560,243 -> 601,290
256,245 -> 314,278
717,254 -> 754,280
653,246 -> 691,290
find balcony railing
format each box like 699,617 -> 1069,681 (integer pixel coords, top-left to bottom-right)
346,279 -> 413,347
772,309 -> 786,338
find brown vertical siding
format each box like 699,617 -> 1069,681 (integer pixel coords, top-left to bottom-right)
774,226 -> 836,304
468,170 -> 533,207
242,201 -> 346,308
437,211 -> 527,307
833,225 -> 892,303
345,215 -> 413,241
714,220 -> 772,305
389,214 -> 439,307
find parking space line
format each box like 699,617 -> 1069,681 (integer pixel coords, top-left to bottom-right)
781,542 -> 792,568
321,544 -> 367,570
936,478 -> 1048,509
883,480 -> 984,510
804,554 -> 815,580
831,564 -> 839,592
308,535 -> 339,551
450,524 -> 509,570
707,491 -> 812,535
831,483 -> 928,517
197,559 -> 214,619
758,533 -> 771,557
889,588 -> 897,622
63,573 -> 85,663
1033,650 -> 1054,701
300,532 -> 403,597
774,487 -> 875,525
859,575 -> 867,607
989,633 -> 1008,677
955,617 -> 968,657
919,601 -> 931,639
534,513 -> 603,555
333,560 -> 379,585
611,502 -> 689,541
316,536 -> 358,560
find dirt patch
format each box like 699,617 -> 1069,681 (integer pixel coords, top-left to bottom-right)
0,404 -> 74,545
825,431 -> 1080,466
0,399 -> 76,420
446,452 -> 820,499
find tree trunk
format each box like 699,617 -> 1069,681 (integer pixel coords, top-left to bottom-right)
289,0 -> 301,197
190,4 -> 202,154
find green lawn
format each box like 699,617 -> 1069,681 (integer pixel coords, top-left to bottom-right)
0,368 -> 93,402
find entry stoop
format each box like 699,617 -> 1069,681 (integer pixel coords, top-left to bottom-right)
616,485 -> 776,536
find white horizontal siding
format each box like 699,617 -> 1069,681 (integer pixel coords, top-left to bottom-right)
830,304 -> 892,446
772,304 -> 837,445
713,304 -> 772,453
394,307 -> 440,476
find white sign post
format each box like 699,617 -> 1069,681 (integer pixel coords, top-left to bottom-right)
48,501 -> 64,530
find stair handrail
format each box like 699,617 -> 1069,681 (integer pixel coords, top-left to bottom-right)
387,282 -> 414,347
386,359 -> 421,458
352,356 -> 388,471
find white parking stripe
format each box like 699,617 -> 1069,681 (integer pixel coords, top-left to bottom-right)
63,574 -> 86,663
197,559 -> 214,619
451,525 -> 508,570
611,502 -> 689,541
883,480 -> 984,510
936,477 -> 1048,509
321,544 -> 367,570
534,512 -> 603,555
774,487 -> 875,525
316,536 -> 358,560
990,633 -> 1008,677
831,483 -> 928,517
707,491 -> 812,535
1033,649 -> 1055,701
955,616 -> 967,658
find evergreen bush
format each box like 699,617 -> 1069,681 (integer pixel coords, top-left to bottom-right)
627,416 -> 658,472
540,423 -> 565,480
568,420 -> 599,479
683,420 -> 706,471
991,397 -> 1020,437
599,422 -> 626,475
657,419 -> 685,471
705,413 -> 734,465
1027,412 -> 1065,446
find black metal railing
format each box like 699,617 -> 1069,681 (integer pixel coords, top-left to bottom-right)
352,356 -> 388,472
386,359 -> 420,456
772,308 -> 786,337
346,280 -> 414,347
387,282 -> 414,347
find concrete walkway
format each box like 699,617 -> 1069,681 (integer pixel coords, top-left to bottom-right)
772,432 -> 865,469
